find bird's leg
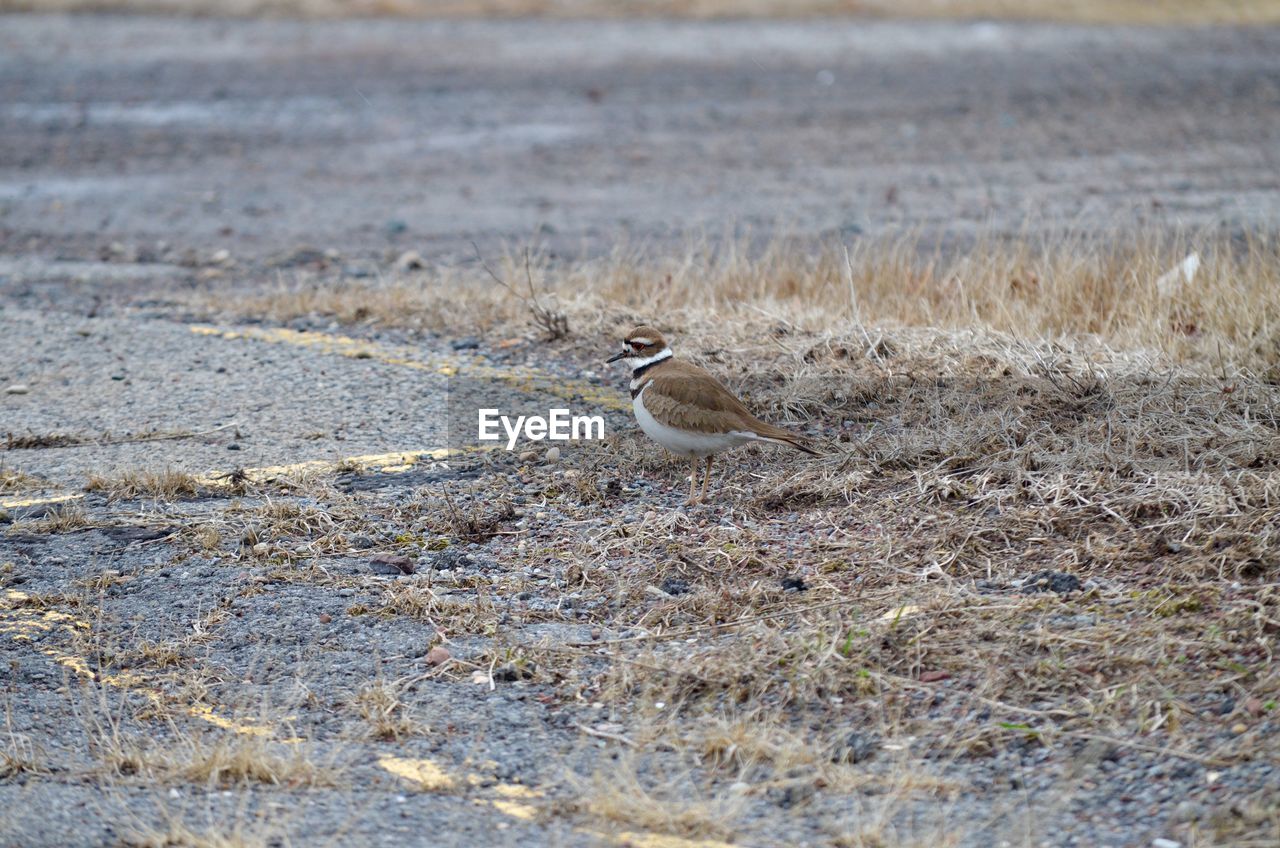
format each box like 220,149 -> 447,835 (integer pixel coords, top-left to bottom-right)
699,456 -> 713,502
687,458 -> 699,504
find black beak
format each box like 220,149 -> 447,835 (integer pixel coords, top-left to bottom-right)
605,350 -> 628,364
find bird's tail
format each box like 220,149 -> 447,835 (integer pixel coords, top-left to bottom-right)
747,421 -> 819,455
768,433 -> 819,456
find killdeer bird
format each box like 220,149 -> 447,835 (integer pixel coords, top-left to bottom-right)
606,326 -> 816,504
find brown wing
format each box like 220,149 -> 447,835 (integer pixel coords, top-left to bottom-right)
642,361 -> 814,452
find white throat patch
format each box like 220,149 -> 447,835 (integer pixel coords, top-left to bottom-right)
627,348 -> 672,372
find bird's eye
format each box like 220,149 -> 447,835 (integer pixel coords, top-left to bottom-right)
630,340 -> 645,351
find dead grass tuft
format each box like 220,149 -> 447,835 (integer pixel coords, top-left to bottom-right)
3,432 -> 87,450
378,582 -> 500,637
85,469 -> 208,502
122,821 -> 273,848
570,756 -> 742,841
353,680 -> 422,741
0,730 -> 46,779
87,716 -> 337,788
13,502 -> 91,534
0,466 -> 40,494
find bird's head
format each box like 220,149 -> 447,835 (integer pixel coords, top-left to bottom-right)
606,326 -> 671,369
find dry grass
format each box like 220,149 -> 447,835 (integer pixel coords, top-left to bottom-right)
352,678 -> 422,741
85,468 -> 208,502
0,466 -> 40,494
12,501 -> 92,533
377,582 -> 502,636
228,231 -> 1280,377
4,0 -> 1280,25
122,820 -> 274,848
0,720 -> 47,779
80,695 -> 337,789
570,756 -> 744,841
416,236 -> 1280,843
113,768 -> 300,848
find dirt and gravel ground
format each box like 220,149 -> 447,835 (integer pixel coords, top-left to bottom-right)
2,13 -> 1279,848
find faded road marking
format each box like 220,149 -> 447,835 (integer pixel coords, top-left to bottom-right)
375,753 -> 740,845
5,596 -> 735,845
190,447 -> 464,487
190,323 -> 628,412
379,755 -> 456,791
0,492 -> 83,509
489,782 -> 542,819
3,320 -> 620,511
2,589 -> 278,738
0,447 -> 471,510
379,756 -> 544,820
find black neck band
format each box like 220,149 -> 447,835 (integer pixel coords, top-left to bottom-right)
631,354 -> 668,380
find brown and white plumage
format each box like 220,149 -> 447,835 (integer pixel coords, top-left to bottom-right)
606,325 -> 816,503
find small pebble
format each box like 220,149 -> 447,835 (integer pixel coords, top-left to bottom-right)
1174,800 -> 1202,822
4,384 -> 29,395
1231,722 -> 1247,734
318,613 -> 332,624
1152,839 -> 1182,848
545,446 -> 561,463
426,646 -> 452,666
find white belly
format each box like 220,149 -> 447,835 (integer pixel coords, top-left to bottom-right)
633,386 -> 751,458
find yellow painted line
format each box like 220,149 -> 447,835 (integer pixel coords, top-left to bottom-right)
378,757 -> 545,817
190,323 -> 629,412
0,492 -> 83,509
1,447 -> 472,511
378,755 -> 456,791
491,799 -> 540,820
191,447 -> 463,488
1,589 -> 278,738
494,783 -> 540,799
186,703 -> 273,737
488,782 -> 542,819
5,322 -> 618,509
609,833 -> 739,848
374,756 -> 736,846
191,324 -> 462,377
